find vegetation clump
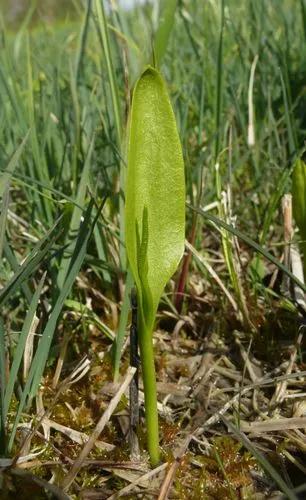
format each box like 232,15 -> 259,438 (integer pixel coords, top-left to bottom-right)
0,0 -> 306,498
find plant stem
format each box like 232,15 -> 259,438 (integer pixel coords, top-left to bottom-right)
138,314 -> 160,467
129,288 -> 140,460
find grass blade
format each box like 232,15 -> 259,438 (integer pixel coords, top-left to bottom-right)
3,240 -> 33,304
154,0 -> 177,66
75,0 -> 93,83
0,132 -> 29,197
30,200 -> 98,398
188,204 -> 306,294
94,0 -> 122,145
214,0 -> 225,162
0,184 -> 10,262
112,268 -> 134,381
0,318 -> 6,453
0,217 -> 62,309
8,199 -> 100,451
65,299 -> 114,341
57,135 -> 95,289
3,273 -> 46,429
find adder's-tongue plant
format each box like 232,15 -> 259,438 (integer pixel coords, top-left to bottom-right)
125,66 -> 185,466
292,158 -> 306,276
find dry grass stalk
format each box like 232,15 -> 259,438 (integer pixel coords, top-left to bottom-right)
62,366 -> 136,491
23,315 -> 39,382
241,416 -> 306,433
106,463 -> 167,500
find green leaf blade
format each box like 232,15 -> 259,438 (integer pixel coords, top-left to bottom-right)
125,66 -> 185,329
154,0 -> 177,66
292,158 -> 306,272
292,158 -> 306,241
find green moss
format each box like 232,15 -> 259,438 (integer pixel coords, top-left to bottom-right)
174,437 -> 256,500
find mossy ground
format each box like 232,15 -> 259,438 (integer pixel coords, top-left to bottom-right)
1,1 -> 306,498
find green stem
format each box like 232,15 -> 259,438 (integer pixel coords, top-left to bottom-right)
138,315 -> 160,466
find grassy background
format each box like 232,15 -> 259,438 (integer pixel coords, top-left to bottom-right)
0,0 -> 306,496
